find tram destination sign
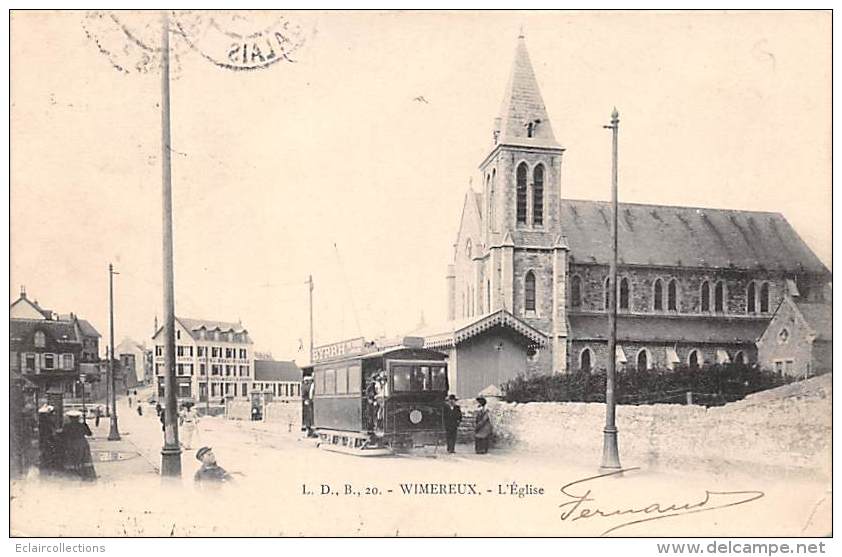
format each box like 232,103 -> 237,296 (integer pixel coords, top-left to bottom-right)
311,337 -> 367,363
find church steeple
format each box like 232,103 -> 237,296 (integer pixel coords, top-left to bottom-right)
493,33 -> 560,149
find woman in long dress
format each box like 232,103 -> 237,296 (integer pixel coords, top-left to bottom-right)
179,403 -> 200,450
61,411 -> 97,481
474,396 -> 493,454
37,405 -> 60,474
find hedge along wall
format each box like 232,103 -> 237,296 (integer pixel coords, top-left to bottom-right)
462,375 -> 831,479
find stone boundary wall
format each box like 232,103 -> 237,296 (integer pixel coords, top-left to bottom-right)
225,400 -> 251,420
460,375 -> 831,478
225,400 -> 301,427
263,401 -> 301,427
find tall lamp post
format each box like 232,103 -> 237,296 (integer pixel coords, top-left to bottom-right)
601,108 -> 621,471
160,11 -> 182,477
79,373 -> 87,423
108,262 -> 121,441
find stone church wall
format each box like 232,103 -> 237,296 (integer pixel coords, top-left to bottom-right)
569,263 -> 788,316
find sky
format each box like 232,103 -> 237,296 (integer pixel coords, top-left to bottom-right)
10,11 -> 831,363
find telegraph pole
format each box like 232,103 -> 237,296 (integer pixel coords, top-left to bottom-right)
307,275 -> 314,361
108,263 -> 121,441
160,11 -> 181,477
601,108 -> 621,471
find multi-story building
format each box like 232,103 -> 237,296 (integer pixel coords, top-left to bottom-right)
440,34 -> 830,394
9,289 -> 102,404
152,317 -> 254,402
116,337 -> 153,388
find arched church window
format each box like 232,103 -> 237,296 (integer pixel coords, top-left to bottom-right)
701,280 -> 711,312
579,348 -> 593,372
486,280 -> 491,313
465,238 -> 472,259
604,277 -> 611,311
668,279 -> 678,311
653,278 -> 664,311
619,277 -> 630,311
714,281 -> 726,313
490,169 -> 496,228
524,271 -> 536,313
760,282 -> 770,313
688,349 -> 702,369
34,330 -> 46,348
570,275 -> 582,309
747,282 -> 757,313
533,164 -> 544,226
516,163 -> 528,224
636,349 -> 649,372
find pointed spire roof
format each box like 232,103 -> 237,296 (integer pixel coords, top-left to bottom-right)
494,33 -> 560,149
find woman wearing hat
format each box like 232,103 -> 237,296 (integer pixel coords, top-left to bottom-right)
474,396 -> 493,454
37,405 -> 60,474
61,410 -> 96,481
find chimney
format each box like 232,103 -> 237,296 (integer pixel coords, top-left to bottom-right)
20,285 -> 26,299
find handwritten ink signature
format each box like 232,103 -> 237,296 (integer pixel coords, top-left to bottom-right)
559,468 -> 765,536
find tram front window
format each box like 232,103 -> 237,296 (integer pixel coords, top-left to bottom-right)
392,365 -> 412,391
431,365 -> 447,390
392,364 -> 448,392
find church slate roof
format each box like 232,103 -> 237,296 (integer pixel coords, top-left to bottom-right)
794,301 -> 832,341
568,313 -> 770,344
560,199 -> 829,274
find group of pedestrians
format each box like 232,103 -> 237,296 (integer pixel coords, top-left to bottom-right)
37,405 -> 97,481
443,394 -> 494,455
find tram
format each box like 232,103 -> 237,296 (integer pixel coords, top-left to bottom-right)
308,336 -> 449,455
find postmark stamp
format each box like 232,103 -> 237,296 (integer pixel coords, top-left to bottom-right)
82,10 -> 306,74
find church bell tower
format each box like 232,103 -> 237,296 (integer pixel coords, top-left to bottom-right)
480,31 -> 569,373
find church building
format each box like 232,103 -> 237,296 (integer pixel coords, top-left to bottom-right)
441,33 -> 830,385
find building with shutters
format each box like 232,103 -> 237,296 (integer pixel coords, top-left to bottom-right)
152,317 -> 254,402
443,33 -> 831,384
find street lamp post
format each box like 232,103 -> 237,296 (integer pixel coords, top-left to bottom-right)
601,108 -> 622,472
79,374 -> 87,423
159,11 -> 182,477
108,263 -> 121,441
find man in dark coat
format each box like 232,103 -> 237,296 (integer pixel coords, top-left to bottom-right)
474,396 -> 493,454
194,447 -> 232,486
443,394 -> 462,453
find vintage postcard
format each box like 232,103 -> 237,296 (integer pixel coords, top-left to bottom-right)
8,9 -> 832,540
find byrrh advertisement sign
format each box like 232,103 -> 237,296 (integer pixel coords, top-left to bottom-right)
311,337 -> 367,363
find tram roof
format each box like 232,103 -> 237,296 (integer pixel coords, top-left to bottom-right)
358,345 -> 447,360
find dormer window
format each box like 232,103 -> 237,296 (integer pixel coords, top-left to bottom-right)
525,119 -> 541,138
